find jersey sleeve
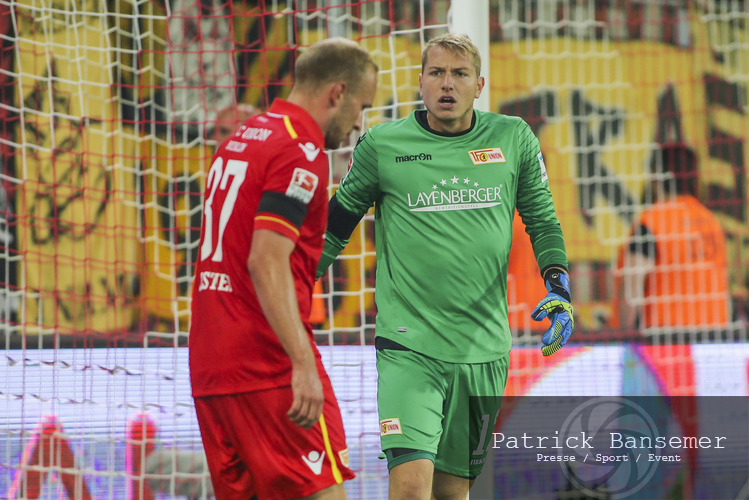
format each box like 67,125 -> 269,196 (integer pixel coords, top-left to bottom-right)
335,130 -> 381,215
255,136 -> 327,241
514,119 -> 569,273
316,131 -> 380,278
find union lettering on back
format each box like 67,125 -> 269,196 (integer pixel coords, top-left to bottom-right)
240,127 -> 273,141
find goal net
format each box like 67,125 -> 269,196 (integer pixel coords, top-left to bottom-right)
1,0 -> 747,499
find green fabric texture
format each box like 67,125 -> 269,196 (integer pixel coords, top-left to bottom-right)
318,110 -> 568,362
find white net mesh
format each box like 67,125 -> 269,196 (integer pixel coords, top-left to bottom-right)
1,1 -> 747,499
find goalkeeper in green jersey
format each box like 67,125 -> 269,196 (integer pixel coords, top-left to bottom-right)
317,33 -> 573,500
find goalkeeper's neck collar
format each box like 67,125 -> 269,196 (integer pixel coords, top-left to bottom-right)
415,109 -> 476,137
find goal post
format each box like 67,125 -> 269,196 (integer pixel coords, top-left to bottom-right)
448,0 -> 490,111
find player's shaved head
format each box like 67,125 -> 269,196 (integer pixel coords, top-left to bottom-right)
294,37 -> 378,94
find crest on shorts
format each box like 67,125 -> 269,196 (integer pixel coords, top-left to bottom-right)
380,418 -> 403,436
338,448 -> 350,468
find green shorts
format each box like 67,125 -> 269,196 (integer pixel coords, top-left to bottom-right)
376,342 -> 509,478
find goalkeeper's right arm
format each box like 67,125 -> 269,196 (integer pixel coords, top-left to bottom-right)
317,130 -> 380,278
316,193 -> 365,278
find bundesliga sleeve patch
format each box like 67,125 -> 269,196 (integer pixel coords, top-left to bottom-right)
285,167 -> 319,205
538,152 -> 549,182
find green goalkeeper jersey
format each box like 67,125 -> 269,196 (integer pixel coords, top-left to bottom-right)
321,110 -> 567,363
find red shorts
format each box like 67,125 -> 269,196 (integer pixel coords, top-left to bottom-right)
194,369 -> 355,500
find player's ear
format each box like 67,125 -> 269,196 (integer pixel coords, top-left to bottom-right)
475,75 -> 485,99
328,81 -> 347,109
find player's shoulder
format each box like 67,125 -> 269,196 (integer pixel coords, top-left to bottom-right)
477,110 -> 527,128
255,112 -> 300,140
250,113 -> 324,160
360,112 -> 422,148
477,111 -> 536,143
223,113 -> 287,150
369,112 -> 420,134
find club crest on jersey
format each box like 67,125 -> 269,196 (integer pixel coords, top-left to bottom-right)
285,168 -> 319,205
468,147 -> 506,165
380,418 -> 403,436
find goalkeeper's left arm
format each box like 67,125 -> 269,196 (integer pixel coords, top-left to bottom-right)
532,266 -> 574,356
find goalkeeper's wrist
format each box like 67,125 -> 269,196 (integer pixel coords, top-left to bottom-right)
316,232 -> 349,279
543,269 -> 571,302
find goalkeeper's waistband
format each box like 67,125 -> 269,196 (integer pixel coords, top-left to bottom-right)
375,336 -> 411,352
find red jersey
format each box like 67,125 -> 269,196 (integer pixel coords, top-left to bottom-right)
189,99 -> 329,397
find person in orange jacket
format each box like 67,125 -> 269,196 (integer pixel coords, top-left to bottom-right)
611,144 -> 731,334
507,210 -> 549,334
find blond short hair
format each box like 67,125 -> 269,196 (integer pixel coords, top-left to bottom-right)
294,37 -> 378,93
422,33 -> 482,77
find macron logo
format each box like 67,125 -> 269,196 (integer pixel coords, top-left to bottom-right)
302,450 -> 325,475
299,141 -> 321,162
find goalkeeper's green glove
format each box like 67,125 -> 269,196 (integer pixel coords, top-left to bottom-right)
531,270 -> 574,356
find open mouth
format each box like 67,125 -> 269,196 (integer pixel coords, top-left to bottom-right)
439,96 -> 456,104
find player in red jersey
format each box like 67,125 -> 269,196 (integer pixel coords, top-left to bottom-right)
189,38 -> 378,500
